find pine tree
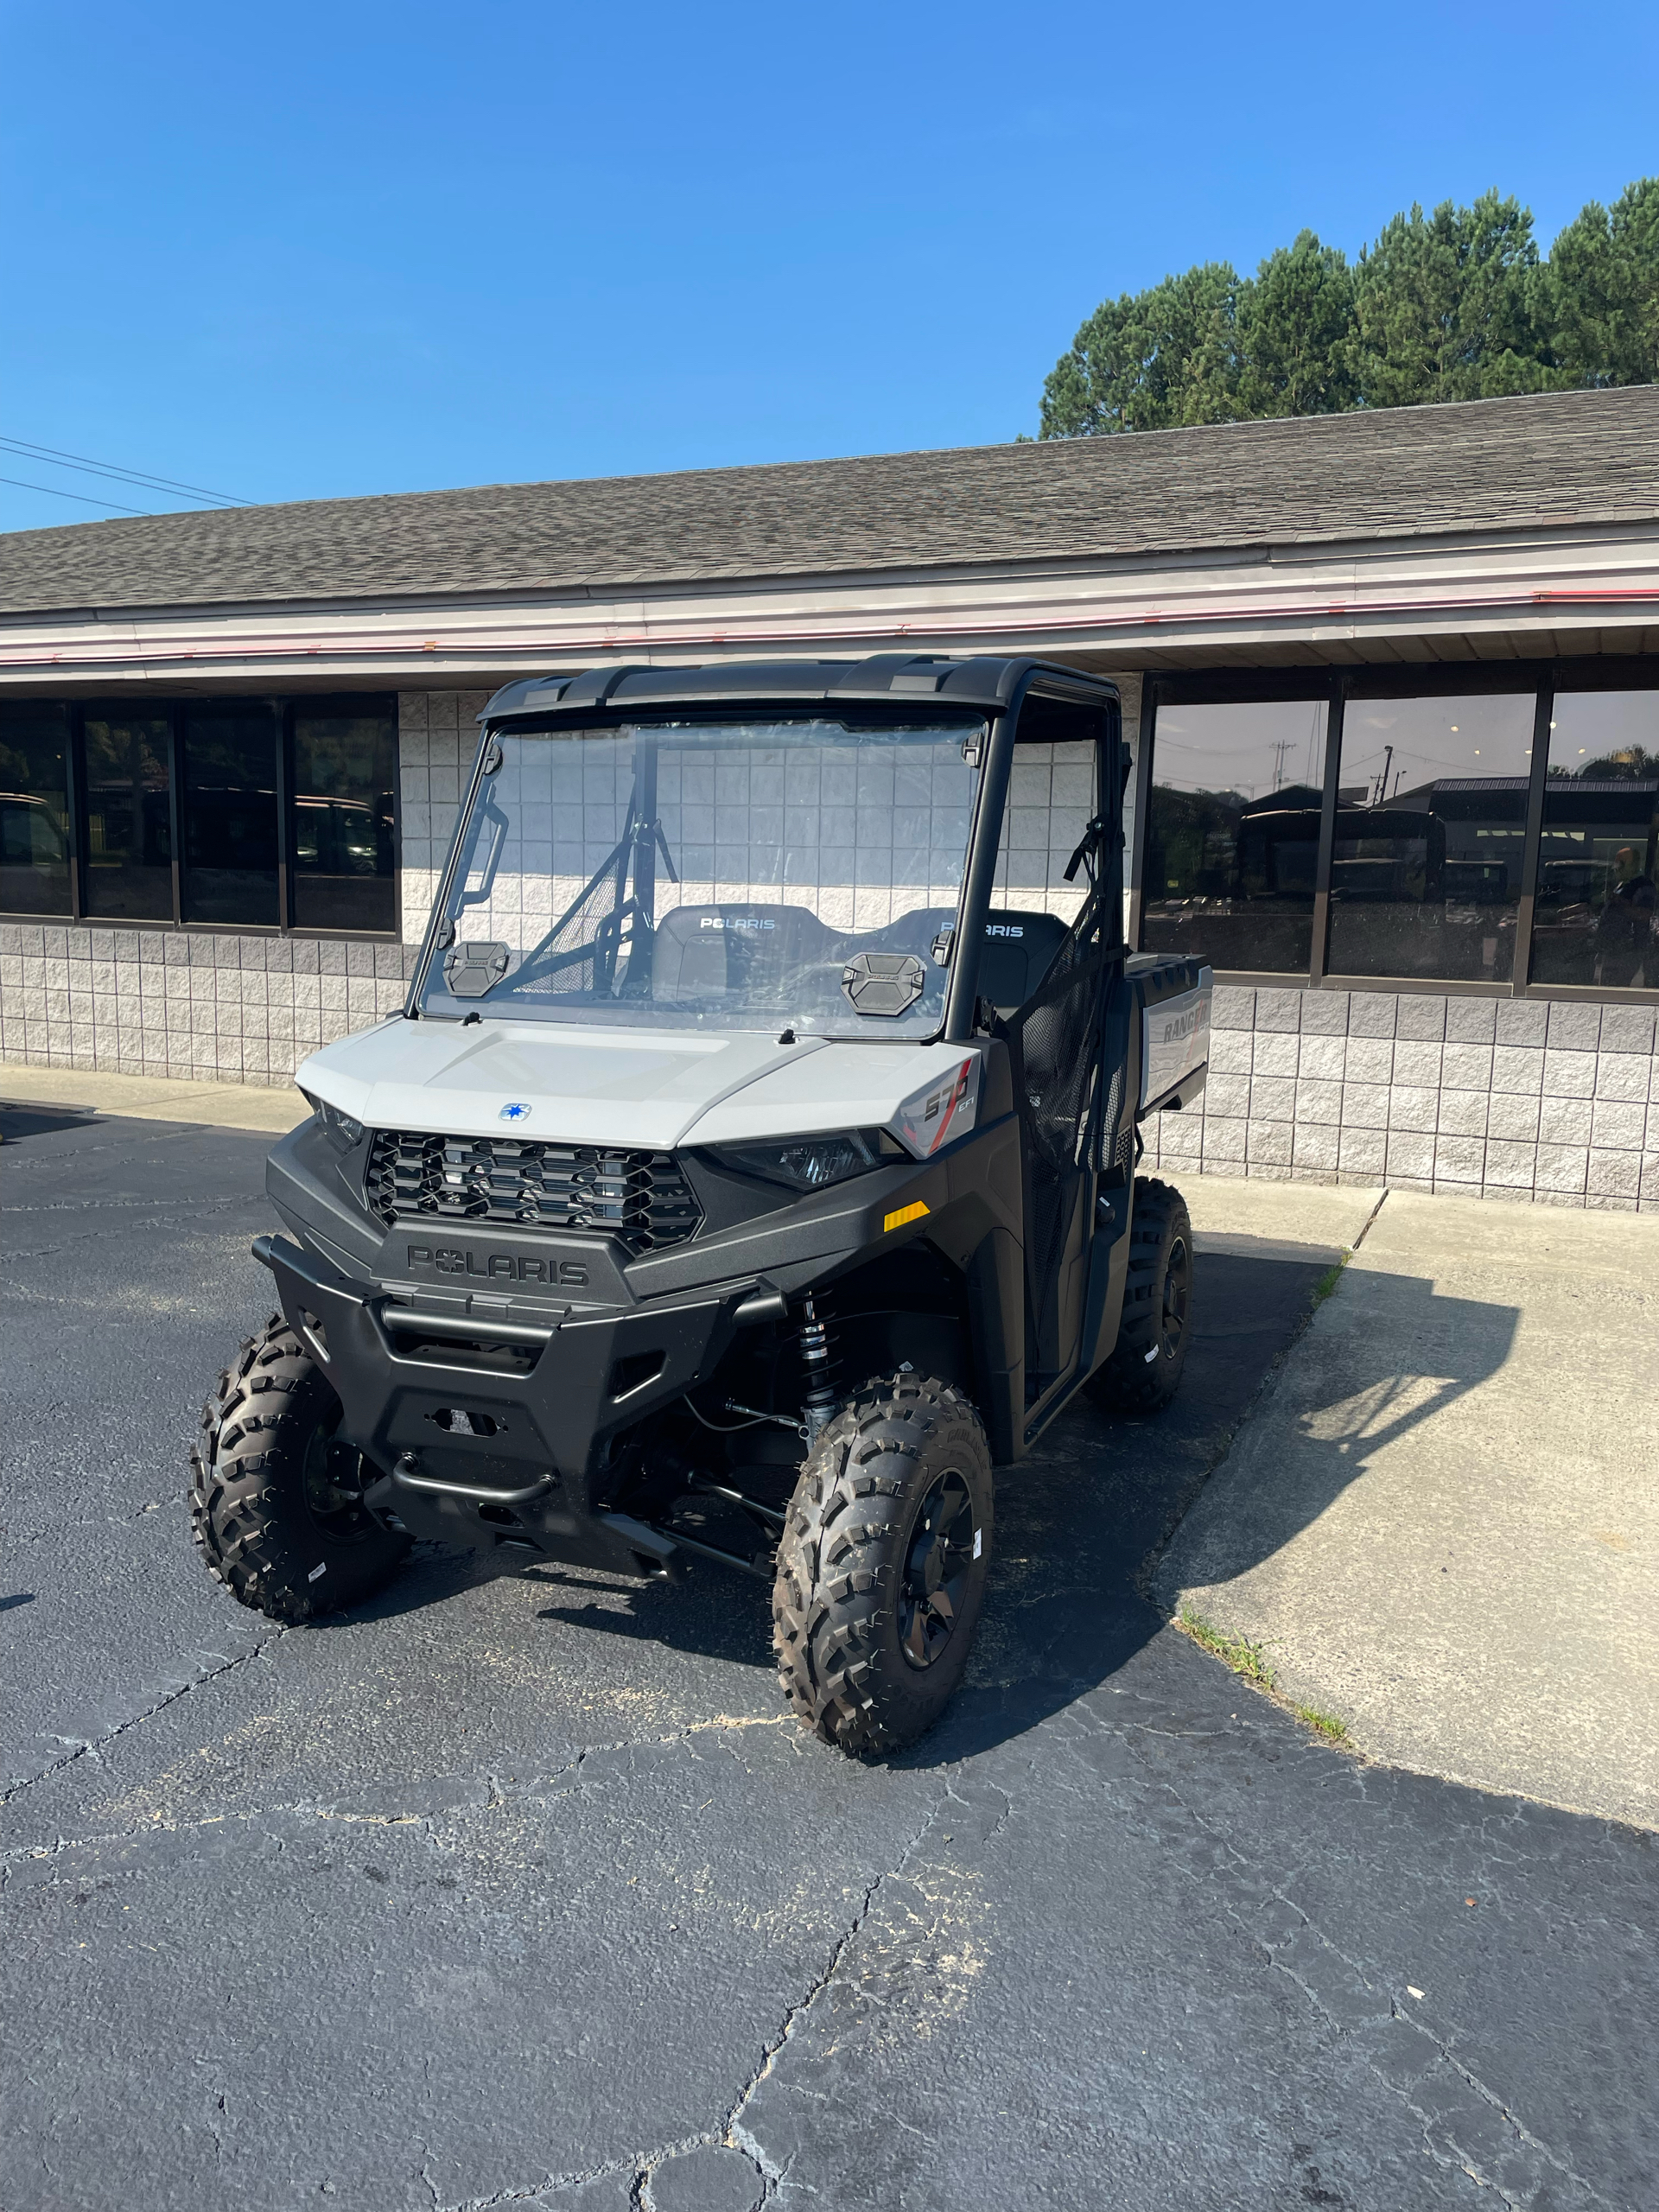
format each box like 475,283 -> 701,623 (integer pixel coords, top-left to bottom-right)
1234,232 -> 1357,417
1039,263 -> 1242,435
1541,177 -> 1659,388
1035,179 -> 1659,436
1348,192 -> 1559,407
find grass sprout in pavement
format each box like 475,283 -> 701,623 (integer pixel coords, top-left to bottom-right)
1177,1608 -> 1351,1747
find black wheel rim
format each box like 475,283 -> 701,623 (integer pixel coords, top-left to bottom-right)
300,1408 -> 377,1543
899,1470 -> 977,1671
1160,1235 -> 1191,1360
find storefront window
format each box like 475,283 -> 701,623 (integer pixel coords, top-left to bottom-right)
0,692 -> 401,935
292,704 -> 397,931
83,710 -> 174,920
181,702 -> 279,925
1325,696 -> 1532,983
1142,700 -> 1327,970
1531,691 -> 1659,989
0,701 -> 73,915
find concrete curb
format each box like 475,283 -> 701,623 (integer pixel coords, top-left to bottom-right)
0,1059 -> 308,1135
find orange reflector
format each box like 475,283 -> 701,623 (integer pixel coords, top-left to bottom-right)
883,1200 -> 930,1234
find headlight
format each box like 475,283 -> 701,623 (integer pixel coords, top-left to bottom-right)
302,1091 -> 366,1155
712,1128 -> 889,1191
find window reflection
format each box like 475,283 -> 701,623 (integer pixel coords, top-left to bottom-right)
1142,701 -> 1327,970
182,702 -> 279,925
84,710 -> 174,920
1325,696 -> 1532,982
292,704 -> 396,931
1531,691 -> 1659,988
0,702 -> 72,915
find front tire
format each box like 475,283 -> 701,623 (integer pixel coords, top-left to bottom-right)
772,1375 -> 993,1757
189,1315 -> 410,1623
1085,1176 -> 1193,1415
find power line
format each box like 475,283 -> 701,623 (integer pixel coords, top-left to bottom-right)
0,433 -> 251,504
0,440 -> 240,507
0,474 -> 156,517
0,434 -> 253,507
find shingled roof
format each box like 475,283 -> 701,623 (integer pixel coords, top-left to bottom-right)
2,385 -> 1656,619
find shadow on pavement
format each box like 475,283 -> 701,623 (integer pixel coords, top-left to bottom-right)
1161,1268 -> 1522,1595
913,1241 -> 1357,1764
0,1100 -> 103,1141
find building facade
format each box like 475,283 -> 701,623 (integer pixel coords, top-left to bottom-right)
3,386 -> 1658,1209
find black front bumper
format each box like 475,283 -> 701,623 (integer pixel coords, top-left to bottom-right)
257,1087 -> 1021,1571
255,1230 -> 755,1578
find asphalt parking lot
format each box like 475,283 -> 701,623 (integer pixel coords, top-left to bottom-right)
3,1102 -> 1655,2212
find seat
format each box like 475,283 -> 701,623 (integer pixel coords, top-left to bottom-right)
976,909 -> 1070,1014
651,903 -> 832,1002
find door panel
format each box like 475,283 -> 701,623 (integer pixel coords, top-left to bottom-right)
975,693 -> 1121,1395
1001,897 -> 1116,1391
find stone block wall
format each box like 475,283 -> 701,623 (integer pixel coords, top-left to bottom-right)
394,689 -> 480,947
1141,984 -> 1659,1212
0,924 -> 415,1087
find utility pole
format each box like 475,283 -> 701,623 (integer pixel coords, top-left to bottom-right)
1373,744 -> 1394,806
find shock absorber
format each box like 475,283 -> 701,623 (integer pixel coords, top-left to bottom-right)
797,1294 -> 838,1446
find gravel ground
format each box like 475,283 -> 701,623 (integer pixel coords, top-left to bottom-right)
2,1103 -> 1654,2212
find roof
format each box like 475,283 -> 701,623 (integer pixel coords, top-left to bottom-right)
483,653 -> 1115,721
2,385 -> 1657,620
1424,777 -> 1659,795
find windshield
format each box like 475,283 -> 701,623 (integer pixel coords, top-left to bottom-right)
416,714 -> 986,1036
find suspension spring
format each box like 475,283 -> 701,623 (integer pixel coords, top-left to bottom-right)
797,1294 -> 839,1446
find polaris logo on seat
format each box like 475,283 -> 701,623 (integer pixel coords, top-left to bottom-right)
984,923 -> 1024,939
700,915 -> 775,930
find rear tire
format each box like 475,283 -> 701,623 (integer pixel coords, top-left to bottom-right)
772,1374 -> 993,1758
190,1314 -> 410,1623
1085,1177 -> 1193,1415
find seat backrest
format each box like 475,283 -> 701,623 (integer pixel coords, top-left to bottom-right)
652,903 -> 830,1001
977,908 -> 1071,1014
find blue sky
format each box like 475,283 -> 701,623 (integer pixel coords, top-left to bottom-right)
3,0 -> 1656,531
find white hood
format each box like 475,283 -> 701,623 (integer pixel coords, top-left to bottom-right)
297,1017 -> 980,1154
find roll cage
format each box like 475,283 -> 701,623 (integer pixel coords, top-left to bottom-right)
405,655 -> 1128,1039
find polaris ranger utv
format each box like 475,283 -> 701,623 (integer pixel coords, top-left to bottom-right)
191,656 -> 1210,1755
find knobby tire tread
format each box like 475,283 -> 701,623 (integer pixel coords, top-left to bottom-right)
772,1373 -> 991,1758
189,1313 -> 409,1623
1085,1175 -> 1192,1414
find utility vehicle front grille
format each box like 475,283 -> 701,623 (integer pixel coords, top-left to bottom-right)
365,1133 -> 702,1255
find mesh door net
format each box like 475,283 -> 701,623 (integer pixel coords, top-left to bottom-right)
1000,892 -> 1119,1379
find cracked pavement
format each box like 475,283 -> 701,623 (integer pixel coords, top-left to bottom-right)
2,1103 -> 1654,2210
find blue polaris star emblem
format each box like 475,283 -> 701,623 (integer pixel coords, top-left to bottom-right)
499,1102 -> 532,1123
